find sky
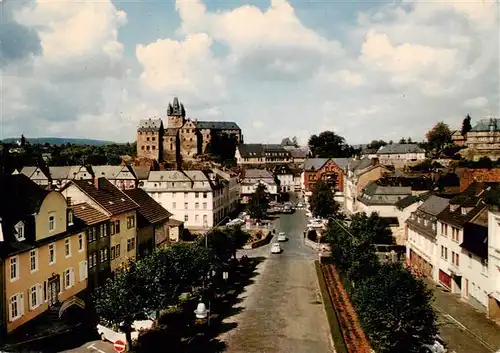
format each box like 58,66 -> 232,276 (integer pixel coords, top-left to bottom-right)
1,0 -> 499,145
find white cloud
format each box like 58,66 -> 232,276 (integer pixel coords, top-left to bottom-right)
2,0 -> 498,145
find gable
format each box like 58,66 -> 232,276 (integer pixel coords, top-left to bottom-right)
319,159 -> 341,173
183,120 -> 197,129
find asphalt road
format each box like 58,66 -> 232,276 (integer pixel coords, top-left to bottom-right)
220,210 -> 335,353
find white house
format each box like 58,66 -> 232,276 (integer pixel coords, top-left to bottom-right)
212,168 -> 240,215
377,144 -> 426,168
487,207 -> 500,321
14,166 -> 51,186
357,182 -> 412,218
49,165 -> 93,189
91,165 -> 137,190
406,195 -> 450,279
272,165 -> 294,192
140,170 -> 229,231
240,169 -> 278,203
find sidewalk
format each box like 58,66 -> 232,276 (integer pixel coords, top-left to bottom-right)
429,281 -> 500,351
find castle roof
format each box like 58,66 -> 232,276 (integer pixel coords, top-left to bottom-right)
138,118 -> 163,131
196,121 -> 240,130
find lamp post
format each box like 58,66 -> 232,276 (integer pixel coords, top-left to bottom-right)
194,300 -> 211,326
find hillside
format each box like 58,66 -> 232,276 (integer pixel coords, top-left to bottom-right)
0,137 -> 128,146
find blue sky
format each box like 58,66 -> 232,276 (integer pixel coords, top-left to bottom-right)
2,0 -> 498,145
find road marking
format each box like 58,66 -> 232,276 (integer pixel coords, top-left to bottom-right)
87,343 -> 107,353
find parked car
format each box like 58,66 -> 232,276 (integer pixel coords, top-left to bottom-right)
271,243 -> 282,254
277,232 -> 287,242
420,336 -> 447,353
97,318 -> 154,346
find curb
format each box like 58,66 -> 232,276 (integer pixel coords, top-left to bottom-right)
314,261 -> 349,353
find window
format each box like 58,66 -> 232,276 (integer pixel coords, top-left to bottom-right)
172,202 -> 176,209
440,245 -> 448,260
127,238 -> 136,252
203,215 -> 208,224
195,214 -> 199,222
184,215 -> 189,222
14,222 -> 25,241
9,293 -> 24,322
49,213 -> 56,232
424,219 -> 428,226
29,284 -> 42,310
195,202 -> 199,209
203,202 -> 207,210
195,192 -> 199,198
89,252 -> 97,268
43,281 -> 47,302
64,268 -> 75,289
184,202 -> 188,209
452,228 -> 460,242
10,256 -> 19,281
110,222 -> 115,235
115,244 -> 120,258
100,224 -> 108,238
114,220 -> 121,234
184,192 -> 188,198
455,253 -> 459,266
48,243 -> 56,264
68,211 -> 74,225
65,239 -> 71,258
78,234 -> 84,252
30,250 -> 38,273
100,248 -> 109,261
87,227 -> 96,243
127,216 -> 135,229
203,192 -> 207,199
111,246 -> 116,260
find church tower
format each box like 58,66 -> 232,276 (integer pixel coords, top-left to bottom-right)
166,97 -> 186,128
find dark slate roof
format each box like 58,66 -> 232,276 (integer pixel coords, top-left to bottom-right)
272,164 -> 293,175
196,121 -> 240,130
70,178 -> 139,215
138,118 -> 163,131
361,148 -> 378,155
438,202 -> 485,228
238,144 -> 290,158
124,188 -> 172,224
395,195 -> 420,209
470,117 -> 500,132
281,138 -> 294,146
71,202 -> 109,225
131,166 -> 151,180
418,195 -> 450,215
304,158 -> 329,171
287,148 -> 308,158
0,174 -> 49,221
461,221 -> 488,259
377,144 -> 425,154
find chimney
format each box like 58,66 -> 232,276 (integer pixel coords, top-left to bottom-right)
94,176 -> 100,190
66,197 -> 72,206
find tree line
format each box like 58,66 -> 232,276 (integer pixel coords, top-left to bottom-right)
94,226 -> 250,349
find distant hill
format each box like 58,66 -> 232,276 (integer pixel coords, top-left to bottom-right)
1,137 -> 127,146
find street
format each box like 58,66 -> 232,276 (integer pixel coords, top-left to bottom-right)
219,210 -> 335,353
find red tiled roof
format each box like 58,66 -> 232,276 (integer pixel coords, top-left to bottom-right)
71,202 -> 109,225
124,188 -> 172,224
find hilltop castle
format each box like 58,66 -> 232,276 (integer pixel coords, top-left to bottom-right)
136,97 -> 242,164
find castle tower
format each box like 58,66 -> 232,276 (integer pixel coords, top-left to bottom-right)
137,118 -> 163,161
166,97 -> 186,129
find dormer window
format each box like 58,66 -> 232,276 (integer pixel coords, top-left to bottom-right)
68,211 -> 74,226
14,222 -> 25,241
48,213 -> 56,232
461,208 -> 467,215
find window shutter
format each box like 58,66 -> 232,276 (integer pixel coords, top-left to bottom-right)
37,284 -> 42,307
28,288 -> 33,311
19,293 -> 25,316
8,297 -> 13,322
70,267 -> 75,286
84,261 -> 88,279
79,262 -> 83,282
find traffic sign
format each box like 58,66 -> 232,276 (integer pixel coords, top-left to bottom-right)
114,339 -> 126,353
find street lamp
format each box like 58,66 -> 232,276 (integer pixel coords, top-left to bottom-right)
194,300 -> 211,326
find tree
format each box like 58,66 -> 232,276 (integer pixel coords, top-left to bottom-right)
247,183 -> 269,220
206,131 -> 237,165
461,114 -> 472,136
94,262 -> 147,349
291,136 -> 299,147
308,131 -> 351,158
309,180 -> 340,219
407,137 -> 413,143
368,140 -> 387,150
352,262 -> 437,353
225,225 -> 250,259
349,212 -> 394,245
399,138 -> 406,144
426,122 -> 452,155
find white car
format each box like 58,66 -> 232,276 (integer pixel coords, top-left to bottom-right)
297,203 -> 303,208
277,232 -> 287,242
97,319 -> 154,346
271,243 -> 282,254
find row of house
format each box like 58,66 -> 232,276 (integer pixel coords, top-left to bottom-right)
406,182 -> 500,321
0,174 -> 177,340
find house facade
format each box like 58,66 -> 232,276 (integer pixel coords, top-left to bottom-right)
376,144 -> 426,168
141,170 -> 228,230
212,168 -> 240,215
272,165 -> 295,192
0,175 -> 88,336
15,167 -> 50,186
464,117 -> 500,161
487,207 -> 500,321
49,166 -> 93,189
60,178 -> 139,272
91,165 -> 138,190
343,158 -> 389,214
406,195 -> 450,279
124,188 -> 172,259
70,203 -> 111,291
240,169 -> 278,203
302,158 -> 349,203
235,144 -> 292,167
